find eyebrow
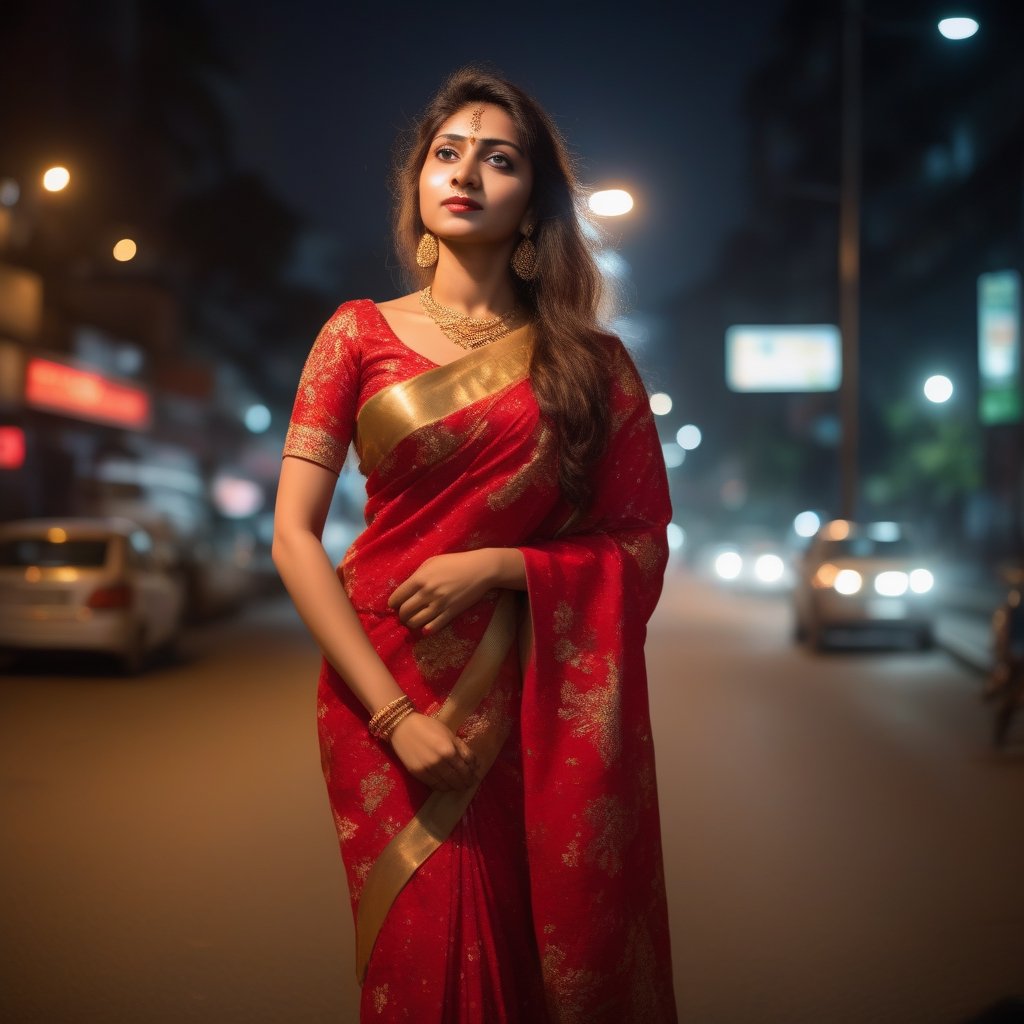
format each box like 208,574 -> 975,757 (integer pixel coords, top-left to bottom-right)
434,133 -> 525,156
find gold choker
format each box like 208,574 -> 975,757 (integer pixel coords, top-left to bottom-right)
419,287 -> 524,350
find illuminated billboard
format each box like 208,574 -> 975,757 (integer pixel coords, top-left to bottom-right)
978,271 -> 1021,425
726,324 -> 841,393
25,357 -> 151,430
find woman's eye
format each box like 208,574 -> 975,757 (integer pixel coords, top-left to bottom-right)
436,146 -> 459,161
487,153 -> 513,169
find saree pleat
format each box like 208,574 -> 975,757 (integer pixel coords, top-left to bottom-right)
284,300 -> 677,1022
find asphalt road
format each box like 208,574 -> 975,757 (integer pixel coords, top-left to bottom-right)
1,571 -> 1022,1023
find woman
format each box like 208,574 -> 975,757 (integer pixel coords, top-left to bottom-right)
273,67 -> 677,1022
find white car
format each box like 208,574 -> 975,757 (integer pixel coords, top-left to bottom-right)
0,518 -> 184,672
793,520 -> 936,650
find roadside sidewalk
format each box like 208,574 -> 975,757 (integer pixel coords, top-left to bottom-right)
935,608 -> 992,673
934,563 -> 1004,674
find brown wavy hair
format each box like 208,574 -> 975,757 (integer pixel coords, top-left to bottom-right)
392,66 -> 612,510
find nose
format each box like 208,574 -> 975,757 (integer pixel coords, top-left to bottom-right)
450,155 -> 481,191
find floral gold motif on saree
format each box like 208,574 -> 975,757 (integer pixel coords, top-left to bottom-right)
487,419 -> 557,510
557,662 -> 623,767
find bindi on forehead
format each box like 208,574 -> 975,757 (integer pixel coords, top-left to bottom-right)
468,106 -> 484,144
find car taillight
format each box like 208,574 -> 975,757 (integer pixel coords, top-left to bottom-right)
87,583 -> 133,609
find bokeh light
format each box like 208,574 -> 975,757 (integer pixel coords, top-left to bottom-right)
42,166 -> 70,192
0,178 -> 20,206
588,189 -> 634,217
649,392 -> 673,416
666,523 -> 686,551
875,571 -> 909,597
910,569 -> 935,594
937,17 -> 979,40
676,424 -> 702,450
834,569 -> 863,595
714,550 -> 742,581
244,403 -> 272,433
662,443 -> 685,468
112,238 -> 137,262
793,510 -> 821,538
923,374 -> 953,403
754,553 -> 785,584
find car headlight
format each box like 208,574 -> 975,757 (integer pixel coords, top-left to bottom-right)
874,571 -> 908,597
754,553 -> 785,584
909,568 -> 934,594
714,550 -> 743,580
834,569 -> 863,595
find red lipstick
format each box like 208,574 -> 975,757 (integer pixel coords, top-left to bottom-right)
442,196 -> 482,212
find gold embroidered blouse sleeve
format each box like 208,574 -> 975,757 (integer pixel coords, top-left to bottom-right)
282,304 -> 362,474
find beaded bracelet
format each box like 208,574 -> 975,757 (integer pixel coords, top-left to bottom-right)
368,694 -> 415,740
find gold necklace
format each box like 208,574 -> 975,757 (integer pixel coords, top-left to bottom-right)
419,286 -> 524,350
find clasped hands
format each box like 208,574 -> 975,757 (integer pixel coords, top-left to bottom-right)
384,549 -> 499,792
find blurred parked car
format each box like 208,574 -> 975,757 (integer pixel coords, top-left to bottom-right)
793,520 -> 935,650
0,518 -> 184,672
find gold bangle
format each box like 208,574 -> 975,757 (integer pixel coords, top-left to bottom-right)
379,704 -> 415,741
368,695 -> 414,739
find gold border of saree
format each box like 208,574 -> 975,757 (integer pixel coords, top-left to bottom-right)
355,591 -> 520,981
353,324 -> 539,980
355,324 -> 535,475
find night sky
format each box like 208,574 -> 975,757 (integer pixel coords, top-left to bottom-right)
203,0 -> 786,309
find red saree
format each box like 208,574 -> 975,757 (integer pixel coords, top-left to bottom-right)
282,300 -> 677,1022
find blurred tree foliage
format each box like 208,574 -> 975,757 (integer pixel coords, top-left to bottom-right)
863,397 -> 982,529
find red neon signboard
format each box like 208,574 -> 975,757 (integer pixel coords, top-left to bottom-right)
25,358 -> 151,430
0,426 -> 26,469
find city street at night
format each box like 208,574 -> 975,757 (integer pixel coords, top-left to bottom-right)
3,573 -> 1022,1023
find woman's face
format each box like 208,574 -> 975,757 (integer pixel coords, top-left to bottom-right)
419,103 -> 534,248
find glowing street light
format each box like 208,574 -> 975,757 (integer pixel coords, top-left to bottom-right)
588,189 -> 634,217
42,166 -> 70,192
923,374 -> 954,403
937,16 -> 979,40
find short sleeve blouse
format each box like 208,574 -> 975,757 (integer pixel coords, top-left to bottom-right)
282,299 -> 441,475
282,304 -> 361,475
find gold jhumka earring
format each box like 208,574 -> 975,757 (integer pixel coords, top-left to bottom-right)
416,231 -> 439,268
511,224 -> 537,281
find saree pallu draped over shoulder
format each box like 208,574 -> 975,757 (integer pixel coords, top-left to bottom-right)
284,302 -> 677,1023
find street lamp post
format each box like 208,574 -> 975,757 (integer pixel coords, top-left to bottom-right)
839,0 -> 863,520
837,5 -> 978,520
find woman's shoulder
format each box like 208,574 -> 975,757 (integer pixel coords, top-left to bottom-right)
592,330 -> 650,400
313,297 -> 397,350
323,297 -> 378,327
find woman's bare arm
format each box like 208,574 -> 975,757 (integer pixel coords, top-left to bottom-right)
272,456 -> 478,790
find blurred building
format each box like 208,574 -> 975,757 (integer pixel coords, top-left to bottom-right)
0,2 -> 343,607
661,0 -> 1023,556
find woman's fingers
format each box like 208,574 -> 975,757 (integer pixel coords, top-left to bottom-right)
387,577 -> 417,609
401,603 -> 438,629
453,736 -> 479,774
391,712 -> 480,790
